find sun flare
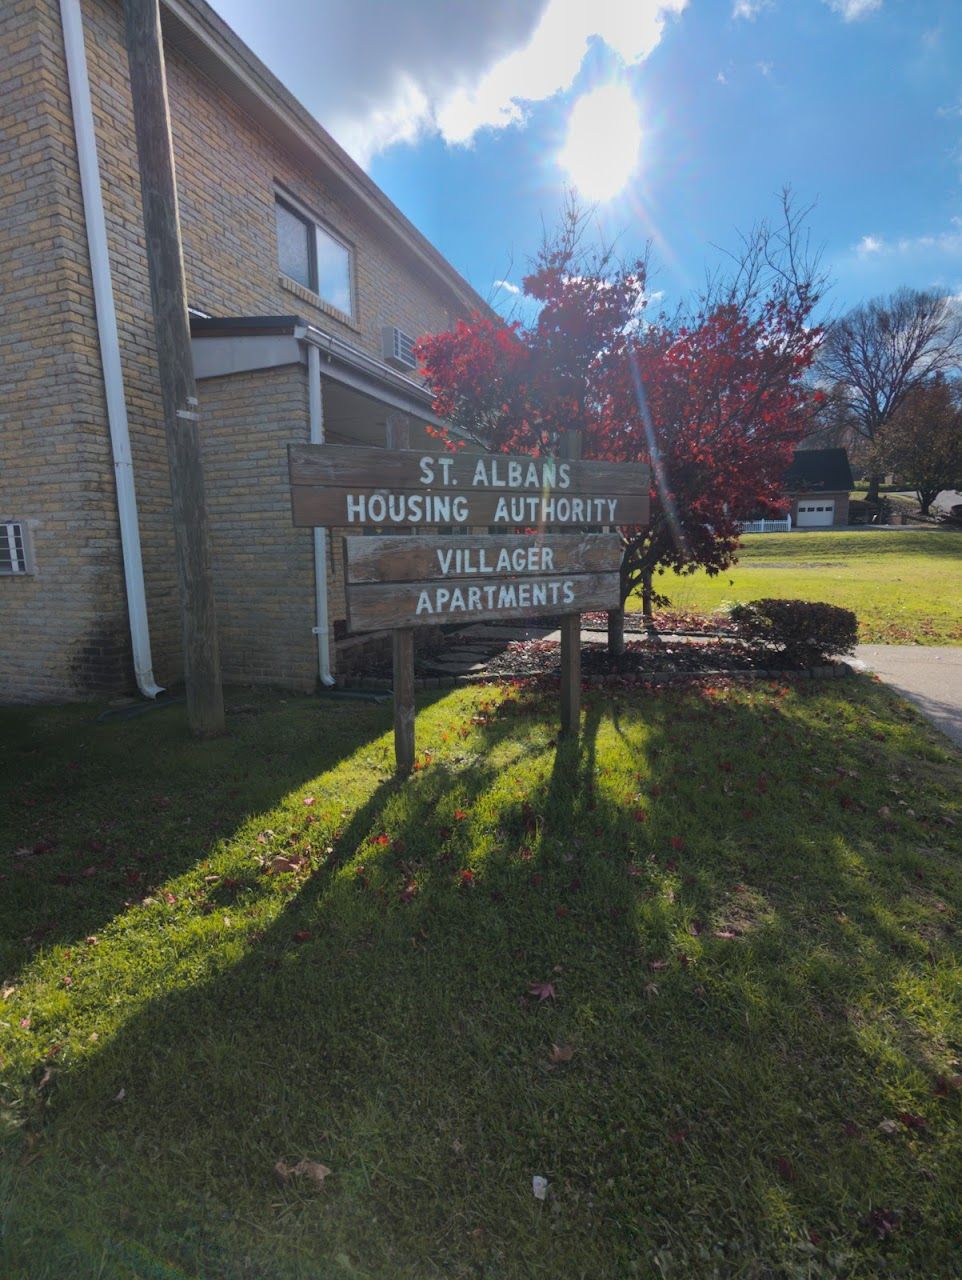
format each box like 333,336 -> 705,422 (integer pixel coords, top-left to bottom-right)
559,82 -> 642,202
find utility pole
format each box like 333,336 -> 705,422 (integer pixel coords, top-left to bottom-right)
122,0 -> 225,736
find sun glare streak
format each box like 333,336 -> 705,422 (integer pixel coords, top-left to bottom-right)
559,82 -> 642,202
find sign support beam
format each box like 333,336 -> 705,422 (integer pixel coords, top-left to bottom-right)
385,414 -> 415,775
560,430 -> 582,737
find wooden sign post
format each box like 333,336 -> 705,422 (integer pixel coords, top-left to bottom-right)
289,438 -> 649,774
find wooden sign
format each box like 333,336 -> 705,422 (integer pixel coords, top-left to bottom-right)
288,430 -> 649,775
288,443 -> 649,529
344,533 -> 621,631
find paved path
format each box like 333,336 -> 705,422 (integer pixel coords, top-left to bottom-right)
853,645 -> 962,749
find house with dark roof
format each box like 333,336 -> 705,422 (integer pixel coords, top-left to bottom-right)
2,0 -> 489,702
783,448 -> 854,528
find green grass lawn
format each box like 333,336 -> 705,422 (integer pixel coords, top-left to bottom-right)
648,529 -> 962,644
2,680 -> 962,1278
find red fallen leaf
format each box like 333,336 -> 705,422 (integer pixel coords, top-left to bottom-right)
33,839 -> 56,855
458,869 -> 475,888
775,1156 -> 795,1182
454,809 -> 469,820
517,846 -> 533,861
664,859 -> 678,872
842,1120 -> 859,1138
528,981 -> 556,1002
718,760 -> 732,772
741,809 -> 754,821
677,952 -> 692,968
934,1074 -> 962,1096
866,1207 -> 900,1239
81,865 -> 97,877
303,796 -> 315,806
529,873 -> 543,888
808,1230 -> 822,1246
372,834 -> 390,847
292,930 -> 312,943
633,809 -> 648,823
649,959 -> 669,971
555,905 -> 569,919
756,776 -> 768,794
20,1017 -> 31,1030
668,1129 -> 689,1144
899,1112 -> 926,1132
669,836 -> 685,852
163,891 -> 177,905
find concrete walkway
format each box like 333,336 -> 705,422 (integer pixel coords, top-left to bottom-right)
853,645 -> 962,750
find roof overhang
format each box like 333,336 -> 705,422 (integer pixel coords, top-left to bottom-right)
190,315 -> 449,429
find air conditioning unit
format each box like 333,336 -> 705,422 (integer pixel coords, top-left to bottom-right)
382,325 -> 417,371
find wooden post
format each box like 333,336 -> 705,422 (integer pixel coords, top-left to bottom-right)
122,0 -> 225,737
385,414 -> 415,775
560,430 -> 582,737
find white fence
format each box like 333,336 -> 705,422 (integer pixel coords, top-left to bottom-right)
738,516 -> 792,534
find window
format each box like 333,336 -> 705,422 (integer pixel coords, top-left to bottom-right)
275,195 -> 353,318
1,521 -> 32,575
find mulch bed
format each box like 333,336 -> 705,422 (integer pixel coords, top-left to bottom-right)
482,636 -> 805,679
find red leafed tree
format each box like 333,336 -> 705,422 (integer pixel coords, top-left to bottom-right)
415,194 -> 825,652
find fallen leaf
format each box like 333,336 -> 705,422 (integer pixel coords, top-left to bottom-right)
876,1118 -> 900,1137
644,981 -> 659,998
934,1074 -> 962,1096
271,855 -> 301,874
528,981 -> 556,1002
899,1111 -> 926,1132
775,1156 -> 795,1182
532,1175 -> 548,1200
714,929 -> 738,940
303,796 -> 315,806
113,1088 -> 126,1103
649,959 -> 668,972
2,984 -> 15,1000
275,1158 -> 331,1189
19,1018 -> 31,1030
292,930 -> 313,943
548,1042 -> 575,1064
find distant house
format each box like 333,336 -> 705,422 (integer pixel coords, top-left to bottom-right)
783,449 -> 854,528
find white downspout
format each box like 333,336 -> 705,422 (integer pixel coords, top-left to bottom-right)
307,344 -> 336,686
60,0 -> 162,698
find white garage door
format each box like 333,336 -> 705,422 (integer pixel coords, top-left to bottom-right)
796,499 -> 835,527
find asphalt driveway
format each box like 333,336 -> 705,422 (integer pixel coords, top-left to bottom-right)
854,645 -> 962,749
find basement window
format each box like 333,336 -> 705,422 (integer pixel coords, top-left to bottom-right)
1,521 -> 32,575
275,194 -> 354,319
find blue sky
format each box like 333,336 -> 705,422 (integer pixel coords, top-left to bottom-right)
211,0 -> 962,322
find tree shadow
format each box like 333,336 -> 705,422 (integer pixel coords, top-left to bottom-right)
3,677 -> 962,1278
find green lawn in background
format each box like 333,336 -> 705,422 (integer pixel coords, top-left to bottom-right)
647,529 -> 962,644
2,681 -> 962,1278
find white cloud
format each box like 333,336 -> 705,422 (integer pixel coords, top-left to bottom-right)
493,279 -> 522,295
435,0 -> 687,146
756,60 -> 774,78
716,70 -> 728,84
211,0 -> 687,167
853,219 -> 962,259
732,0 -> 770,19
823,0 -> 882,21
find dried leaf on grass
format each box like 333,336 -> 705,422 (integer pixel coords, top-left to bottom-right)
275,1158 -> 332,1189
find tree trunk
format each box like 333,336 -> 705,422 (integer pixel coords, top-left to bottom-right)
641,570 -> 654,624
607,605 -> 625,657
866,472 -> 882,504
918,490 -> 934,517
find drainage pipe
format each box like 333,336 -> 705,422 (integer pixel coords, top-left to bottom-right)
307,343 -> 336,687
60,0 -> 162,698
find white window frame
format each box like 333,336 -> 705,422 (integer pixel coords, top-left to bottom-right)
274,187 -> 355,321
1,519 -> 35,575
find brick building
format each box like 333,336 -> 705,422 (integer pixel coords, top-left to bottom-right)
1,0 -> 486,701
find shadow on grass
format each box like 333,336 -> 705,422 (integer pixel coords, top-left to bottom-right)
3,678 -> 962,1279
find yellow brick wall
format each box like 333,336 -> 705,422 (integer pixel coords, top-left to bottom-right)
1,0 -> 469,699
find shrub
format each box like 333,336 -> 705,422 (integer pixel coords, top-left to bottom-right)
727,599 -> 858,663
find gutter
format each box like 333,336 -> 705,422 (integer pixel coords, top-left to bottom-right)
60,0 -> 163,698
307,344 -> 335,687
